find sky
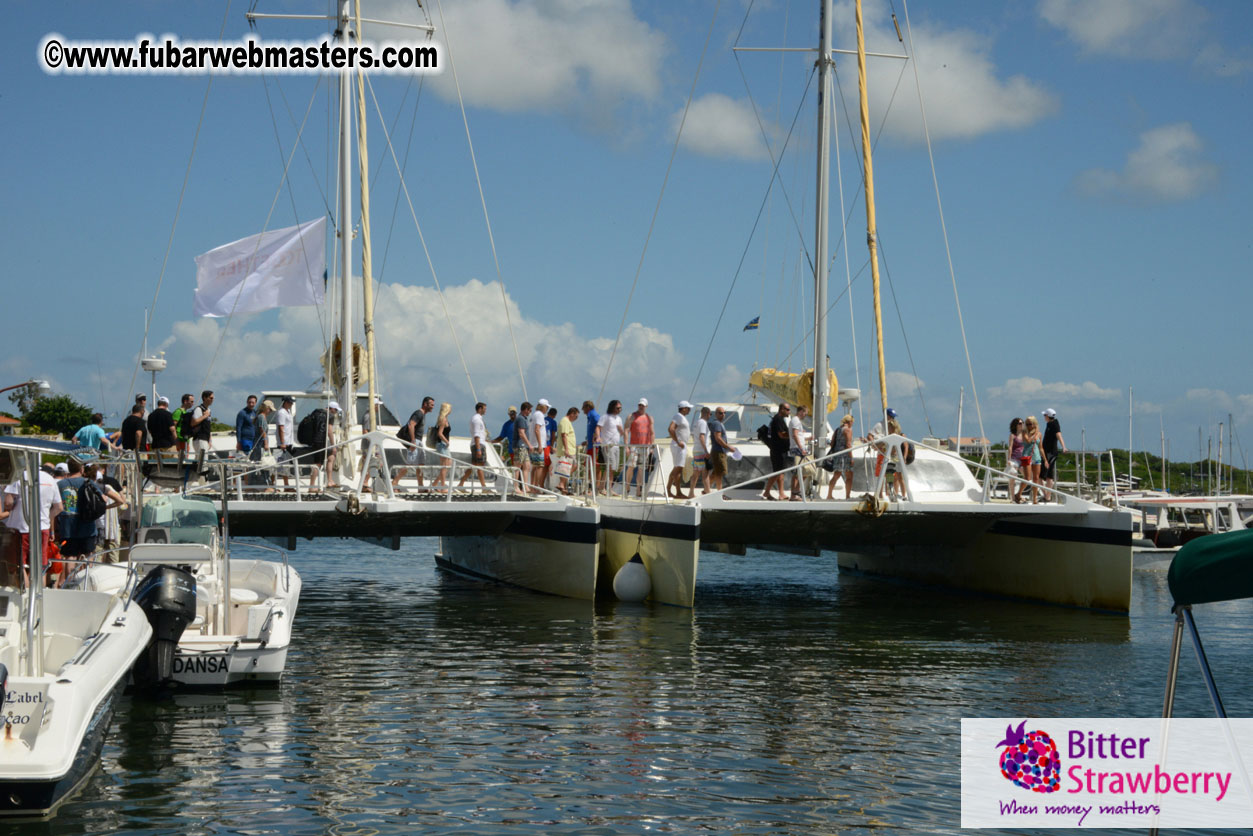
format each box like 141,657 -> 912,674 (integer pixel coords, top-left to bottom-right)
6,0 -> 1253,462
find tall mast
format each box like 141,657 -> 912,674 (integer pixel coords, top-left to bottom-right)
354,0 -> 379,433
336,0 -> 355,429
811,0 -> 834,447
855,0 -> 889,417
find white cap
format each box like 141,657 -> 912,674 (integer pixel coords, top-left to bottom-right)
157,395 -> 169,405
537,398 -> 549,407
638,397 -> 648,407
54,462 -> 69,474
678,400 -> 692,410
328,401 -> 341,411
1043,407 -> 1056,418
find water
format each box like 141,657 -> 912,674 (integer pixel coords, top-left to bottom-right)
5,542 -> 1251,835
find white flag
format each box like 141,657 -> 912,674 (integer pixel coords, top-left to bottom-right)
193,217 -> 326,318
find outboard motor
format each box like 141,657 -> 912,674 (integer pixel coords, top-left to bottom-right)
132,565 -> 197,687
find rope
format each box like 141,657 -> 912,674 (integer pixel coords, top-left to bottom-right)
831,70 -> 865,431
126,0 -> 233,413
688,69 -> 816,399
600,0 -> 723,403
435,0 -> 526,401
902,0 -> 986,447
362,73 -> 477,402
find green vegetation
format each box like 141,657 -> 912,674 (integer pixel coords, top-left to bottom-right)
20,393 -> 93,440
982,444 -> 1251,495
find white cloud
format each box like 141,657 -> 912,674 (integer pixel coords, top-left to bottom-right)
1194,43 -> 1253,78
371,0 -> 666,124
156,278 -> 687,418
886,370 -> 925,399
1079,123 -> 1218,202
988,376 -> 1120,403
831,0 -> 1058,143
1038,0 -> 1202,60
675,94 -> 770,160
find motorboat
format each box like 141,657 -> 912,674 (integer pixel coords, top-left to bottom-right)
0,437 -> 153,816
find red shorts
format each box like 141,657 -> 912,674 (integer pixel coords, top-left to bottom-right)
544,447 -> 551,468
6,530 -> 50,568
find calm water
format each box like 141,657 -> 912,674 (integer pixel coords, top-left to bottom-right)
5,541 -> 1250,835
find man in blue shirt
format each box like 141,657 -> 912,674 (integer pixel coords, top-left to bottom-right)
72,413 -> 119,455
235,395 -> 258,453
582,400 -> 601,486
55,458 -> 99,562
492,406 -> 518,457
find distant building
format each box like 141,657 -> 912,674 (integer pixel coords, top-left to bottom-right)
944,436 -> 990,456
0,415 -> 19,436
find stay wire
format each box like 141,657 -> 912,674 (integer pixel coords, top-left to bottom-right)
126,0 -> 232,414
688,68 -> 815,400
435,0 -> 525,402
600,0 -> 723,404
363,72 -> 477,402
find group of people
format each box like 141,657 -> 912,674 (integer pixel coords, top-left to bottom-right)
1,457 -> 126,587
1005,408 -> 1066,504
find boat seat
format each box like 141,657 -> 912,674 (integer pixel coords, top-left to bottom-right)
230,587 -> 262,605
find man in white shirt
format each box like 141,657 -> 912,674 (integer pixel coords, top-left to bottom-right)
597,399 -> 625,494
788,404 -> 811,499
667,401 -> 693,499
3,465 -> 63,586
274,396 -> 296,487
457,401 -> 490,491
529,398 -> 550,491
690,406 -> 711,496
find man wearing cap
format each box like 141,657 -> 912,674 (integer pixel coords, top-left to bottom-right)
492,406 -> 518,459
393,396 -> 433,489
624,398 -> 655,498
134,393 -> 148,418
148,395 -> 177,457
313,400 -> 341,489
1042,408 -> 1066,501
3,459 -> 62,585
528,399 -> 550,491
667,401 -> 693,499
581,400 -> 601,488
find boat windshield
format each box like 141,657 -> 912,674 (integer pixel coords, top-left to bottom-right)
139,496 -> 218,544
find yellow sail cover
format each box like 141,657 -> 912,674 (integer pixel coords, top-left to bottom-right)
748,367 -> 839,414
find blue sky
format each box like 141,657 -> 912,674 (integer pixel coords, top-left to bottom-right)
7,0 -> 1252,461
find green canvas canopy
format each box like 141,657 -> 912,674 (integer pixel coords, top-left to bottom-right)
1167,527 -> 1253,606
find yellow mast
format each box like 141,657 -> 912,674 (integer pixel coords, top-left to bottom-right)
855,0 -> 888,417
354,0 -> 379,432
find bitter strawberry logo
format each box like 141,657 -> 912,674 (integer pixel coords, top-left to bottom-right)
996,721 -> 1061,793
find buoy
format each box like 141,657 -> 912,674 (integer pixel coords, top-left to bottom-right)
613,553 -> 651,603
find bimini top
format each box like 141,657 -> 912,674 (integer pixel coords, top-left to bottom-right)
1167,528 -> 1253,606
0,435 -> 94,458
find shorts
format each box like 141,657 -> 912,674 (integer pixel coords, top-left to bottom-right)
709,450 -> 727,478
529,451 -> 544,466
513,450 -> 529,468
544,447 -> 551,468
436,441 -> 450,460
471,440 -> 487,466
694,453 -> 707,470
670,443 -> 687,467
6,530 -> 50,568
404,447 -> 425,466
627,446 -> 644,468
769,448 -> 789,472
604,445 -> 621,473
59,534 -> 97,557
1042,455 -> 1057,480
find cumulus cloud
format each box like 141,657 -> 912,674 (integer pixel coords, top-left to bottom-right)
157,278 -> 687,417
886,371 -> 925,399
1078,123 -> 1218,202
830,0 -> 1058,143
1038,0 -> 1202,60
370,0 -> 665,125
989,377 -> 1120,403
675,94 -> 771,160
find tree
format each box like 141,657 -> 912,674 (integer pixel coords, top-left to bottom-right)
8,382 -> 43,416
23,394 -> 93,440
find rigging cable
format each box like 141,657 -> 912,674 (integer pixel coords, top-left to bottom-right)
902,0 -> 986,450
830,67 -> 865,431
435,0 -> 526,402
363,72 -> 477,402
126,0 -> 233,414
599,0 -> 724,403
688,69 -> 816,400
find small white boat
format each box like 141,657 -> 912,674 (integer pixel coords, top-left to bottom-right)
71,495 -> 301,688
0,438 -> 153,816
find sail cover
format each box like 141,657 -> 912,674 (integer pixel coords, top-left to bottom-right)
193,217 -> 326,317
748,367 -> 839,414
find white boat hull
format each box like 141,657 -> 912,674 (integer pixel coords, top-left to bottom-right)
598,499 -> 701,607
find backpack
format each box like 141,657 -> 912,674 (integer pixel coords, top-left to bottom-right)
756,424 -> 770,444
904,441 -> 916,465
297,408 -> 327,446
77,479 -> 108,522
178,409 -> 194,439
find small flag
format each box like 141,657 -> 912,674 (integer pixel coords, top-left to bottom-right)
743,316 -> 760,332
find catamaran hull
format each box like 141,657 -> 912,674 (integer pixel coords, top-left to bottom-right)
598,501 -> 701,607
836,514 -> 1133,611
437,507 -> 600,599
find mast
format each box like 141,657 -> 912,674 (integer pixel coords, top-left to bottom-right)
354,0 -> 379,433
811,0 -> 834,447
855,0 -> 889,418
336,0 -> 355,435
